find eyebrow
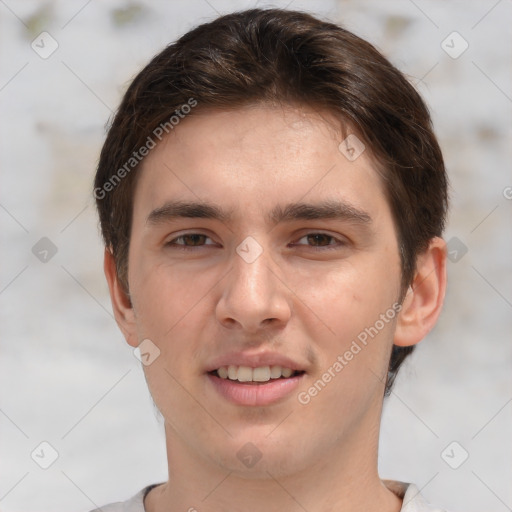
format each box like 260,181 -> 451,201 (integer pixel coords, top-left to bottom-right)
146,199 -> 372,227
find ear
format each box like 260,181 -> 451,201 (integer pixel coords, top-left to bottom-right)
394,237 -> 447,347
104,248 -> 139,348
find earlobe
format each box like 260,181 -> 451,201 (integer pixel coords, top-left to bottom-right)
394,237 -> 447,347
103,249 -> 139,347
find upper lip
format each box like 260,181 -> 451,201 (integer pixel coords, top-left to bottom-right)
205,351 -> 308,373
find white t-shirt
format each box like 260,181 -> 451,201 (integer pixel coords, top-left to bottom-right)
91,480 -> 451,511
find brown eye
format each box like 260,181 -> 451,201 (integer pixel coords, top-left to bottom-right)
306,234 -> 334,246
166,233 -> 216,249
180,234 -> 207,246
293,232 -> 344,249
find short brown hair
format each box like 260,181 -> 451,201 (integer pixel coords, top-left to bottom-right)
94,8 -> 448,395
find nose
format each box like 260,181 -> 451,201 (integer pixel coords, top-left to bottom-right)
215,240 -> 292,334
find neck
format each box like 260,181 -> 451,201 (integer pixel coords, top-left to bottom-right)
145,406 -> 402,512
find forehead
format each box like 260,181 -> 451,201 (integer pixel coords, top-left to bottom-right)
132,104 -> 389,226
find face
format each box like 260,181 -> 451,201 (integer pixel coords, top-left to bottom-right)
118,104 -> 406,477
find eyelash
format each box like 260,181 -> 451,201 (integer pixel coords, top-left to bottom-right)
166,232 -> 346,251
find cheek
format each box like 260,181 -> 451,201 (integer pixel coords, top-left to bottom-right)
129,259 -> 227,380
130,258 -> 204,340
290,259 -> 401,400
292,258 -> 400,339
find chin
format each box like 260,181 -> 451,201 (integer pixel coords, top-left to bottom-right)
208,435 -> 311,480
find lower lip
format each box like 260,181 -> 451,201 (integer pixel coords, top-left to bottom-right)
207,373 -> 304,406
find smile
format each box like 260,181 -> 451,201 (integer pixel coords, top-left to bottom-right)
207,367 -> 305,406
213,365 -> 302,382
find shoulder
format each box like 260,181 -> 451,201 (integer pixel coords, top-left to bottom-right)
397,482 -> 454,512
384,480 -> 454,512
88,484 -> 159,512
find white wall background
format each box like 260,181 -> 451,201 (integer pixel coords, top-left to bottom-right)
0,1 -> 510,511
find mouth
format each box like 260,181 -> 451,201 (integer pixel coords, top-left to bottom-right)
209,365 -> 305,384
206,365 -> 306,406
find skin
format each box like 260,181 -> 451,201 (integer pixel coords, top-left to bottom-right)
105,104 -> 446,512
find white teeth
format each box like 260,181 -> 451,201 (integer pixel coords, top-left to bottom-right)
253,366 -> 271,382
281,367 -> 293,378
237,366 -> 253,382
228,365 -> 238,379
217,366 -> 229,379
270,365 -> 282,379
215,365 -> 298,382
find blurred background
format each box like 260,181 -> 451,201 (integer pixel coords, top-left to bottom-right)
0,1 -> 510,511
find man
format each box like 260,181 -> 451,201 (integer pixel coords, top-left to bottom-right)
93,8 -> 449,512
